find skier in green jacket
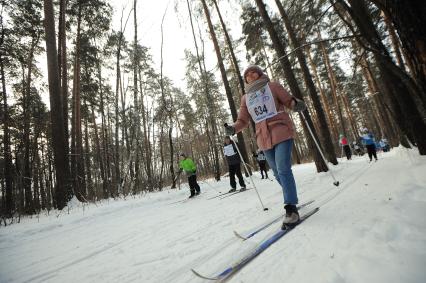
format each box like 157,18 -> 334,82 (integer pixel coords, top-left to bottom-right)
178,153 -> 201,198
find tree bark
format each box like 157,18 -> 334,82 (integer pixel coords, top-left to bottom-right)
58,0 -> 69,186
71,5 -> 86,201
43,0 -> 71,209
0,30 -> 14,217
318,32 -> 347,139
305,45 -> 339,143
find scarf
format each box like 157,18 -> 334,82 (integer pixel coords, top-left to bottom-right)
244,74 -> 270,94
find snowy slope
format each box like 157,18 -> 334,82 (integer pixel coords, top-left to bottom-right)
1,147 -> 425,283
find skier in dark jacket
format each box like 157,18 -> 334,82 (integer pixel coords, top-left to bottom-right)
253,149 -> 269,179
223,136 -> 246,193
360,128 -> 378,162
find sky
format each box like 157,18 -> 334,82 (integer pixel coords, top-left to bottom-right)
109,0 -> 246,92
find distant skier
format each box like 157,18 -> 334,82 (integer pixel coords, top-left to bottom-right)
360,128 -> 378,162
380,138 -> 390,152
178,153 -> 201,198
253,149 -> 269,179
225,64 -> 306,226
352,141 -> 363,156
339,134 -> 352,160
223,136 -> 247,193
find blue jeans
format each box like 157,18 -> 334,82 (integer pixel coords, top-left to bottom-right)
264,139 -> 298,205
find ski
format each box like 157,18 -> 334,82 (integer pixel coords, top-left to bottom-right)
219,188 -> 252,200
208,188 -> 251,200
192,207 -> 319,281
233,200 -> 315,240
207,191 -> 234,200
168,193 -> 203,205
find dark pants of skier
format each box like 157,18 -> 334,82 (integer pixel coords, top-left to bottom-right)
366,144 -> 377,161
343,145 -> 352,160
229,164 -> 246,189
258,160 -> 268,179
188,175 -> 201,196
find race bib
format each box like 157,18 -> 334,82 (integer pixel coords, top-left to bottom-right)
246,84 -> 277,123
224,144 -> 236,156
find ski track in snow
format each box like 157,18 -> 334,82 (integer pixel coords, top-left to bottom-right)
0,147 -> 426,283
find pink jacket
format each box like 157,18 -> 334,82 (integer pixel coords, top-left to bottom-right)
234,81 -> 295,150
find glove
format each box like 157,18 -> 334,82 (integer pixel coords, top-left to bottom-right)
292,98 -> 307,112
224,124 -> 235,136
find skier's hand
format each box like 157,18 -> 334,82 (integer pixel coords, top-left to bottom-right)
224,124 -> 235,136
292,97 -> 306,112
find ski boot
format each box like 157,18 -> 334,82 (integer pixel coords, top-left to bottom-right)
282,204 -> 300,229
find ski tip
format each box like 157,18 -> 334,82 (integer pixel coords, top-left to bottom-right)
191,268 -> 219,280
233,230 -> 247,240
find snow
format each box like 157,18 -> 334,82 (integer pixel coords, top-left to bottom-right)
1,147 -> 426,283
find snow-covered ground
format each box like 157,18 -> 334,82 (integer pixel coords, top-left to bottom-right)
1,147 -> 426,283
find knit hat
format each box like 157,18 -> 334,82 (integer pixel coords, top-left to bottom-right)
243,65 -> 264,83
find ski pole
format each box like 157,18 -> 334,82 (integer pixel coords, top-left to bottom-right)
300,112 -> 340,186
225,124 -> 269,211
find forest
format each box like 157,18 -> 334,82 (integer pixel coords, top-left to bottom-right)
0,0 -> 425,223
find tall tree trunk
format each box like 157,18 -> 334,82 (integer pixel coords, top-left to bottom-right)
212,0 -> 257,134
186,0 -> 221,180
23,37 -> 39,214
43,0 -> 71,209
132,0 -> 142,192
318,32 -> 346,138
40,138 -> 47,210
305,45 -> 339,143
275,0 -> 337,164
0,31 -> 13,217
200,0 -> 251,174
83,101 -> 93,200
71,5 -> 86,201
211,0 -> 245,95
114,33 -> 122,196
254,0 -> 328,172
159,7 -> 176,188
58,0 -> 69,193
90,102 -> 104,200
382,11 -> 405,71
95,54 -> 110,198
138,70 -> 153,190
